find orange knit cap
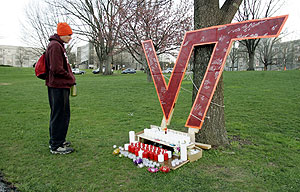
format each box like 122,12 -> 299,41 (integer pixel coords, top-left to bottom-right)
57,22 -> 73,36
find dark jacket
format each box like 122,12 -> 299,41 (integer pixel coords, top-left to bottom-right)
45,34 -> 75,88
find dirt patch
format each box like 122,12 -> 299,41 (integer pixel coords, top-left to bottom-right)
0,83 -> 12,86
229,135 -> 253,146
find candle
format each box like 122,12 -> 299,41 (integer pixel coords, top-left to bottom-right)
149,151 -> 154,160
154,153 -> 158,161
129,131 -> 135,143
157,148 -> 161,154
143,150 -> 149,159
164,152 -> 169,161
180,143 -> 187,161
135,148 -> 139,156
138,149 -> 144,158
128,145 -> 132,153
158,153 -> 164,163
172,161 -> 176,167
124,144 -> 129,151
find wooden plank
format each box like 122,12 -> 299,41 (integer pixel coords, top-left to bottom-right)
195,142 -> 211,150
188,128 -> 199,143
159,156 -> 189,170
137,132 -> 193,149
169,159 -> 189,170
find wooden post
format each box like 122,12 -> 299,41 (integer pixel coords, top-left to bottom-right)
160,96 -> 177,131
188,128 -> 199,143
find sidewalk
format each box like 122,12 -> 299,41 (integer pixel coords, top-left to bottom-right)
0,174 -> 18,192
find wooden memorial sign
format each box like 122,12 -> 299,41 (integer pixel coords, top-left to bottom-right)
142,15 -> 288,129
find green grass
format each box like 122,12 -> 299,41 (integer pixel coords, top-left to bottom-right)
0,67 -> 299,191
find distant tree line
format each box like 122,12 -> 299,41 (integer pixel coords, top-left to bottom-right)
22,0 -> 192,77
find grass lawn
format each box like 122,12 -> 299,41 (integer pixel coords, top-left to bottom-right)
0,67 -> 299,191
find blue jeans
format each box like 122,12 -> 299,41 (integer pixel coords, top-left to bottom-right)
48,87 -> 70,150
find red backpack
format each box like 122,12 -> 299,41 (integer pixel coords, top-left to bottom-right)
35,53 -> 46,80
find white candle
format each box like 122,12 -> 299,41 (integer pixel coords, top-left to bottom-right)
129,131 -> 135,143
172,161 -> 176,167
138,149 -> 144,158
180,143 -> 187,161
124,143 -> 129,151
158,153 -> 164,163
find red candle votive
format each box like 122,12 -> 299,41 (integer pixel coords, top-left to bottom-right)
135,148 -> 139,156
164,152 -> 169,161
157,149 -> 161,154
149,151 -> 154,160
143,151 -> 149,159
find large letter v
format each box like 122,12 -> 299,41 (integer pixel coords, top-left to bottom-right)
142,15 -> 288,129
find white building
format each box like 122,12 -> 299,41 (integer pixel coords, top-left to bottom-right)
76,42 -> 176,70
0,45 -> 40,68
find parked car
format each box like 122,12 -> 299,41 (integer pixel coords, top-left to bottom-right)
72,68 -> 85,75
92,67 -> 114,74
121,68 -> 136,74
162,68 -> 173,73
92,68 -> 100,74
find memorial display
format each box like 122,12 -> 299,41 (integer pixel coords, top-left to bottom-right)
115,15 -> 288,172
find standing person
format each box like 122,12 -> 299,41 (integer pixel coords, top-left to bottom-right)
45,22 -> 76,154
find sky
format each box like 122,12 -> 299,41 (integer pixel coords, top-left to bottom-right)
0,0 -> 299,47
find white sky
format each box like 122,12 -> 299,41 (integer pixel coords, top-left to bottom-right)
0,0 -> 299,47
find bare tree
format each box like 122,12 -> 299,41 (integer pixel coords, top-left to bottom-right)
119,0 -> 193,81
22,0 -> 76,56
278,42 -> 289,70
258,28 -> 291,70
22,1 -> 54,55
274,40 -> 294,70
235,0 -> 283,71
16,47 -> 26,67
257,37 -> 281,70
51,0 -> 140,75
228,41 -> 240,71
193,0 -> 243,147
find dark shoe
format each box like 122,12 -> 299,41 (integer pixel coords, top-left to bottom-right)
63,141 -> 71,147
49,141 -> 71,149
50,146 -> 74,154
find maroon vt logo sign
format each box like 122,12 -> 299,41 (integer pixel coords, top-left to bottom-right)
142,15 -> 288,129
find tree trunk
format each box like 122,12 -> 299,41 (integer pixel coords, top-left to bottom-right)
146,66 -> 152,82
103,55 -> 113,75
195,75 -> 228,146
193,0 -> 242,147
94,44 -> 103,74
141,52 -> 152,82
193,45 -> 229,147
248,51 -> 255,71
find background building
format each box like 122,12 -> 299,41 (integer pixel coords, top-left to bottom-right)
273,39 -> 300,70
76,42 -> 175,70
76,42 -> 97,69
0,45 -> 39,67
